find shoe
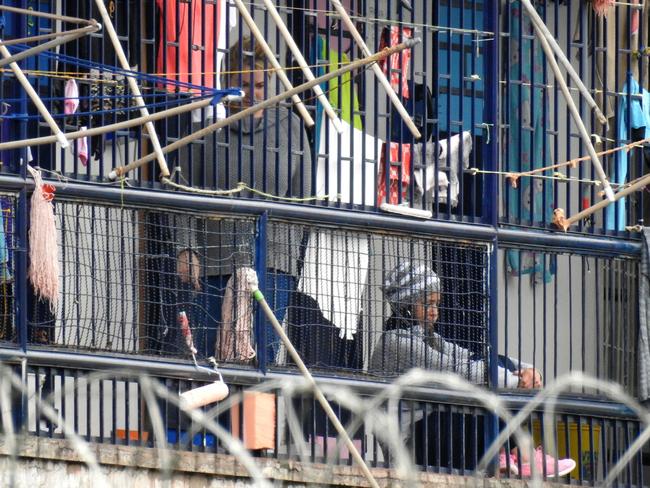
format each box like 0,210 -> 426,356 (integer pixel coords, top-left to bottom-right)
516,447 -> 576,478
499,451 -> 519,476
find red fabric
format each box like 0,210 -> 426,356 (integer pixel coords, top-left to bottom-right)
155,0 -> 222,92
378,26 -> 412,98
377,142 -> 411,205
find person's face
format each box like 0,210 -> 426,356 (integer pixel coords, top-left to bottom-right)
413,292 -> 440,332
230,68 -> 267,118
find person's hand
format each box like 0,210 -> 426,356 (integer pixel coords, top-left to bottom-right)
514,368 -> 542,389
177,249 -> 201,291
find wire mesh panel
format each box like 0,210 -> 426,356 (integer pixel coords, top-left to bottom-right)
27,200 -> 258,364
268,219 -> 491,384
0,194 -> 16,344
498,248 -> 639,393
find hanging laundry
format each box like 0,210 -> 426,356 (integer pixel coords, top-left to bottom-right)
412,132 -> 473,208
63,79 -> 79,115
378,26 -> 413,99
605,74 -> 650,231
377,142 -> 411,206
74,127 -> 89,166
506,1 -> 555,283
155,0 -> 236,121
316,115 -> 382,206
312,35 -> 363,151
300,115 -> 381,340
298,229 -> 369,341
390,81 -> 434,145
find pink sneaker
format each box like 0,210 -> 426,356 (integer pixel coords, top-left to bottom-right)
499,451 -> 519,476
517,447 -> 576,478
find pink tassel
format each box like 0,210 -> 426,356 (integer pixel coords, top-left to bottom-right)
64,79 -> 79,115
27,166 -> 59,308
592,0 -> 614,16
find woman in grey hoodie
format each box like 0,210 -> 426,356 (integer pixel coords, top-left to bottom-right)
370,260 -> 540,387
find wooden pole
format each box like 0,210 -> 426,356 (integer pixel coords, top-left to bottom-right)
0,44 -> 69,148
0,97 -> 213,151
329,0 -> 421,139
232,0 -> 314,128
261,0 -> 343,133
94,0 -> 170,177
251,285 -> 380,488
113,39 -> 419,178
519,0 -> 607,126
527,9 -> 615,202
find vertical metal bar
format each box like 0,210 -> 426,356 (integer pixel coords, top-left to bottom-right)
255,212 -> 268,372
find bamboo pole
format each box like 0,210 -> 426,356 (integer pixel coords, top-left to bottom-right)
0,24 -> 100,68
261,0 -> 343,133
0,25 -> 98,47
329,0 -> 421,139
251,285 -> 379,488
232,0 -> 314,128
94,0 -> 170,177
0,44 -> 69,148
0,5 -> 97,26
0,97 -> 214,151
113,39 -> 419,179
519,0 -> 607,126
565,172 -> 650,228
528,14 -> 616,202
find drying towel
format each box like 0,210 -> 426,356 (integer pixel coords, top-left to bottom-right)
412,131 -> 472,208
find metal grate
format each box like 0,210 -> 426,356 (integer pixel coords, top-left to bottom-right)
268,219 -> 491,383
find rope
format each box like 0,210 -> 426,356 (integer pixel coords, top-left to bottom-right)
163,169 -> 332,202
469,136 -> 650,188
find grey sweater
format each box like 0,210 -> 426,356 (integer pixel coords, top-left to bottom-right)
370,325 -> 529,387
180,106 -> 312,276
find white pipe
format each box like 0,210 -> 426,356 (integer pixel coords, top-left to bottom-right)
94,0 -> 171,177
330,0 -> 421,139
529,20 -> 615,201
0,44 -> 69,148
232,0 -> 314,128
520,0 -> 608,126
261,0 -> 343,134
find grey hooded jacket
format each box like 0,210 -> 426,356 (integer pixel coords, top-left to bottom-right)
179,106 -> 312,276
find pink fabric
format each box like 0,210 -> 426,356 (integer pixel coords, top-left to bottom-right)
76,127 -> 88,166
592,0 -> 615,16
217,267 -> 257,361
631,0 -> 640,36
27,166 -> 59,308
64,79 -> 79,115
378,26 -> 412,98
513,447 -> 577,478
178,311 -> 197,354
155,0 -> 221,92
377,142 -> 411,205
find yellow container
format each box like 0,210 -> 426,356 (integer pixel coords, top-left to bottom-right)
532,421 -> 601,480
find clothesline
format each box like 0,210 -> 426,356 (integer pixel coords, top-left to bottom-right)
163,168 -> 332,202
469,136 -> 650,188
0,60 -> 359,84
246,1 -> 496,37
